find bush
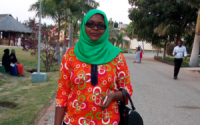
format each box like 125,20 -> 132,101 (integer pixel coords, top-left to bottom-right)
166,43 -> 175,56
186,46 -> 192,55
121,47 -> 128,53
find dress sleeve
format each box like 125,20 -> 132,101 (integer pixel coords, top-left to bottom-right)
116,52 -> 133,104
56,50 -> 72,107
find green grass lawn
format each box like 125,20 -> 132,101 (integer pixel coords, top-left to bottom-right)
158,56 -> 200,67
0,72 -> 58,125
168,56 -> 200,64
0,47 -> 60,72
0,46 -> 61,125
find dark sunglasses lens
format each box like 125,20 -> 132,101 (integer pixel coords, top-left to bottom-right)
86,22 -> 95,28
98,24 -> 106,30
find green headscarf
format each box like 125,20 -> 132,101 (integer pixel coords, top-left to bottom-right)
74,9 -> 122,65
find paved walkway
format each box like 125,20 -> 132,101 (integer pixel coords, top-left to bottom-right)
36,53 -> 200,125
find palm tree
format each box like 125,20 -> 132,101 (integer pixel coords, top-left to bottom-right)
175,0 -> 200,67
30,0 -> 99,61
29,0 -> 65,63
61,0 -> 99,56
125,23 -> 134,53
154,22 -> 179,59
116,32 -> 129,48
109,30 -> 129,49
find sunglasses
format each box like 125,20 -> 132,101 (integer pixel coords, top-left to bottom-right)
85,22 -> 106,30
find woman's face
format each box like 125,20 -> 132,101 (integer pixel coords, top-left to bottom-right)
85,14 -> 106,41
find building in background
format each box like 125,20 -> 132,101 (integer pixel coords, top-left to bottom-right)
118,24 -> 155,51
0,14 -> 32,45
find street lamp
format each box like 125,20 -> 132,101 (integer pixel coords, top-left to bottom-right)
32,0 -> 47,83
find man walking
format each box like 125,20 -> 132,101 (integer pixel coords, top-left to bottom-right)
172,40 -> 187,79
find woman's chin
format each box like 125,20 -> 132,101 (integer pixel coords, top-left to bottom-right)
89,37 -> 100,42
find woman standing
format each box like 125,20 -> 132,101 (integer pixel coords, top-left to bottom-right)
134,45 -> 142,63
17,37 -> 21,47
10,36 -> 14,46
54,9 -> 133,125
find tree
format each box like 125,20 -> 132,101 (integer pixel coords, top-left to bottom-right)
57,0 -> 99,56
22,19 -> 67,72
125,22 -> 134,53
114,21 -> 118,28
30,0 -> 100,60
128,0 -> 197,59
109,27 -> 129,49
29,0 -> 66,63
177,0 -> 200,67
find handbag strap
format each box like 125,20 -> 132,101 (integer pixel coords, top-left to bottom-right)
119,88 -> 136,110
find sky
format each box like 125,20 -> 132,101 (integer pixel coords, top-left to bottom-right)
0,0 -> 132,25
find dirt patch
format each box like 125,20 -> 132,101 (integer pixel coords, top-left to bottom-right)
0,101 -> 17,109
25,68 -> 37,73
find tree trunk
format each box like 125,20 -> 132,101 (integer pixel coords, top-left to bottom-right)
189,8 -> 200,67
73,32 -> 76,47
162,42 -> 167,59
142,40 -> 144,53
157,49 -> 159,57
62,21 -> 67,57
189,34 -> 200,67
55,18 -> 61,63
176,32 -> 181,45
128,40 -> 131,54
68,23 -> 73,49
162,48 -> 166,59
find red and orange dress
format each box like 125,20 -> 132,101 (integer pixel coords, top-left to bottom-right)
56,47 -> 133,125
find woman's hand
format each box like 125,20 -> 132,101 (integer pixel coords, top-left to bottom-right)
99,93 -> 115,111
99,91 -> 123,111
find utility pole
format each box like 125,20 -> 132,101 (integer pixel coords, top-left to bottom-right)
37,0 -> 42,74
68,23 -> 73,48
32,0 -> 47,83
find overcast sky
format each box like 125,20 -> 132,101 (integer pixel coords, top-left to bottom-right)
0,0 -> 132,25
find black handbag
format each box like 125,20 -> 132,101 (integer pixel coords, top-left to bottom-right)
118,88 -> 143,125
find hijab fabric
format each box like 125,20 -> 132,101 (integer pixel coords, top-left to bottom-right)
74,9 -> 122,65
10,49 -> 18,63
2,49 -> 10,72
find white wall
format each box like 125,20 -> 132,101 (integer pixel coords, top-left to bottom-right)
123,36 -> 155,50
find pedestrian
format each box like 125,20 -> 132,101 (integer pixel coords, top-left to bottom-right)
172,40 -> 187,79
15,37 -> 18,46
13,37 -> 16,46
17,37 -> 21,47
10,36 -> 14,46
133,45 -> 142,63
25,37 -> 30,51
54,9 -> 133,125
140,46 -> 143,63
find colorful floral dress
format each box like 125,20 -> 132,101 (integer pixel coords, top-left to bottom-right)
56,47 -> 133,125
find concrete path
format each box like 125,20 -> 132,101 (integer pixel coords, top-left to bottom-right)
36,53 -> 200,125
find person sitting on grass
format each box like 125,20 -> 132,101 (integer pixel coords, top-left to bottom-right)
10,49 -> 24,75
2,49 -> 10,73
